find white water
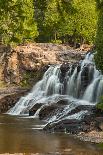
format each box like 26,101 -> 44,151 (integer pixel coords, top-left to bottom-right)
7,52 -> 103,126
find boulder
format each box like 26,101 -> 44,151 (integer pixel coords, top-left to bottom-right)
0,87 -> 28,113
39,104 -> 59,120
29,103 -> 42,116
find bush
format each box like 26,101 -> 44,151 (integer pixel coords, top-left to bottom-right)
51,39 -> 62,44
96,96 -> 103,111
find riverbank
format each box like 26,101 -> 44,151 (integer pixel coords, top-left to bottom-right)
77,115 -> 103,143
77,130 -> 103,143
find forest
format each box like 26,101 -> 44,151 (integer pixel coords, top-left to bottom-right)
0,0 -> 97,45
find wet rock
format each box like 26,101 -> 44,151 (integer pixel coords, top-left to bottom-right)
39,99 -> 69,120
67,105 -> 95,116
60,63 -> 70,83
29,103 -> 42,116
95,117 -> 103,131
56,99 -> 69,105
77,64 -> 81,73
60,63 -> 70,75
43,117 -> 95,134
0,87 -> 28,113
43,105 -> 98,134
44,118 -> 89,134
71,63 -> 78,75
39,104 -> 60,120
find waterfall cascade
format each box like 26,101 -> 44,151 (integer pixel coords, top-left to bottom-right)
7,52 -> 103,128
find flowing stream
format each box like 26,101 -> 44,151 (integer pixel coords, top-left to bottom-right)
0,114 -> 103,155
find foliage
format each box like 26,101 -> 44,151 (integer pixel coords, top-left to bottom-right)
20,70 -> 44,88
0,0 -> 98,46
35,0 -> 97,44
72,0 -> 97,44
96,96 -> 103,111
95,0 -> 103,73
0,0 -> 38,45
51,39 -> 62,44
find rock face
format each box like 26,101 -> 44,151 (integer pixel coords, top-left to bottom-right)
0,87 -> 28,113
43,104 -> 103,134
0,43 -> 87,85
29,103 -> 42,116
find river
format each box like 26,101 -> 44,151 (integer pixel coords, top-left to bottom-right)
0,114 -> 103,155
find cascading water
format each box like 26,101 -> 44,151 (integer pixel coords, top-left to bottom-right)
7,65 -> 62,115
7,52 -> 103,130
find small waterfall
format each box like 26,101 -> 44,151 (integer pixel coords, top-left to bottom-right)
66,67 -> 78,97
96,78 -> 103,102
7,52 -> 103,128
83,77 -> 100,102
8,65 -> 62,115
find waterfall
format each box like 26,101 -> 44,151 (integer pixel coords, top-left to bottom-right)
7,52 -> 103,128
66,67 -> 78,97
7,65 -> 62,115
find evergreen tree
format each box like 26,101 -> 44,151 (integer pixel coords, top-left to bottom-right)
72,0 -> 97,45
0,0 -> 38,45
95,0 -> 103,73
0,0 -> 98,46
38,0 -> 97,44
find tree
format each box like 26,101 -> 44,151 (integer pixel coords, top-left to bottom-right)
0,0 -> 38,45
36,0 -> 97,45
42,0 -> 74,43
34,0 -> 49,42
22,0 -> 38,42
95,0 -> 103,73
0,0 -> 98,46
70,0 -> 97,45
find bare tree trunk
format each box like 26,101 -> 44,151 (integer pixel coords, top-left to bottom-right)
54,31 -> 57,43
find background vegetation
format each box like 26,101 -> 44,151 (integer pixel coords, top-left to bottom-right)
0,0 -> 97,46
95,0 -> 103,73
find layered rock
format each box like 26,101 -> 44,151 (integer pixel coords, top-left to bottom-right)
0,87 -> 28,113
0,43 -> 88,85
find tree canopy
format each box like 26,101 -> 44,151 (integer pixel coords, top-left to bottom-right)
0,0 -> 98,46
0,0 -> 38,45
34,0 -> 97,45
95,0 -> 103,73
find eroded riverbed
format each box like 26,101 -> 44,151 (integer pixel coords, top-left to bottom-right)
0,114 -> 103,155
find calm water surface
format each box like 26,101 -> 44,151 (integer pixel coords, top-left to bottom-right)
0,114 -> 103,155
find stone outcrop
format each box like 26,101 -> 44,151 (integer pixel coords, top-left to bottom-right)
0,43 -> 88,85
43,103 -> 103,136
29,103 -> 42,116
0,87 -> 28,113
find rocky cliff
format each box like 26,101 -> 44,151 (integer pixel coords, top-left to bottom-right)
0,43 -> 89,114
0,43 -> 88,87
0,87 -> 28,113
